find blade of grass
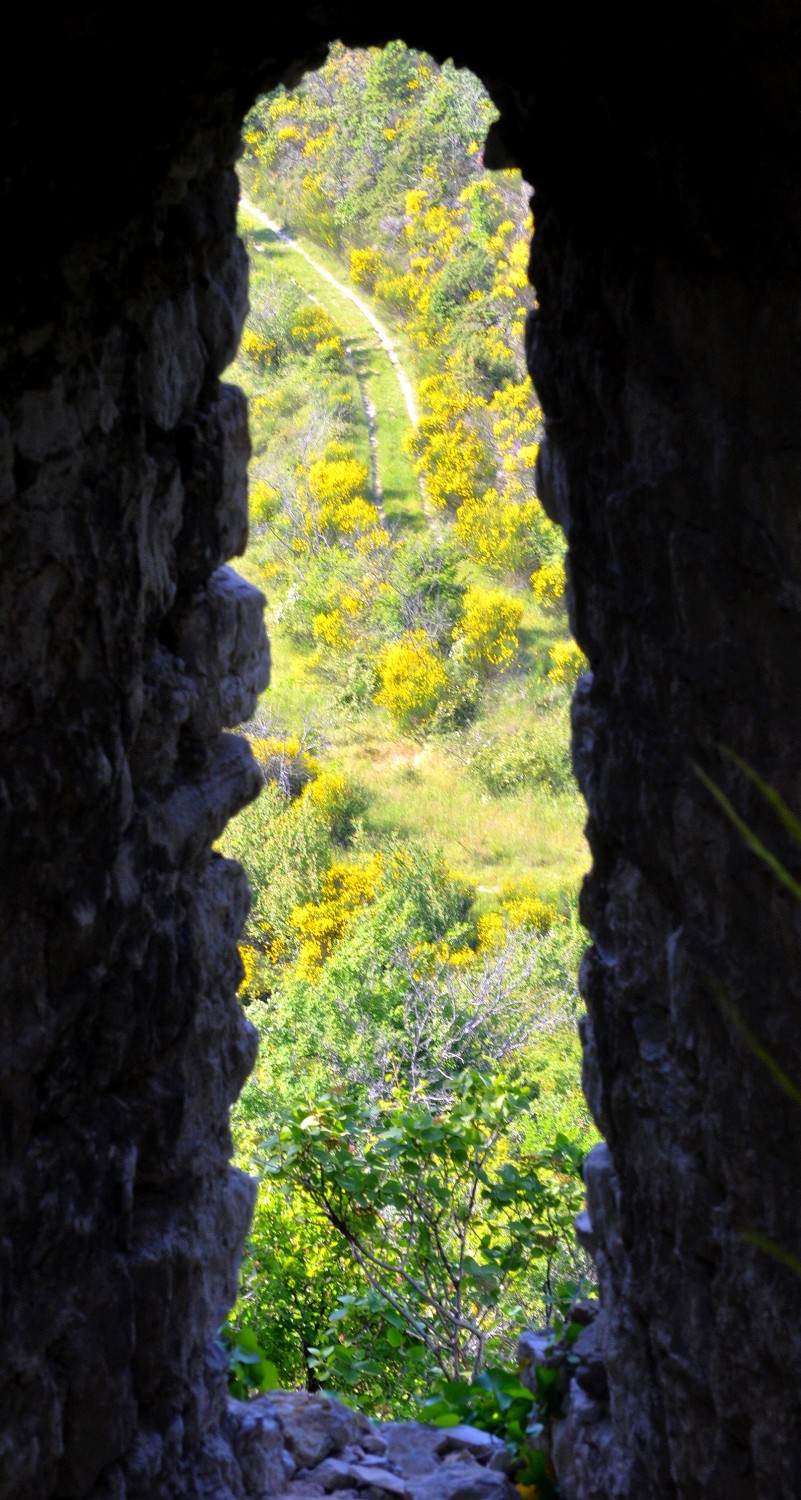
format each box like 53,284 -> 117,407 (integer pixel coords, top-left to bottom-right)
718,745 -> 801,848
741,1230 -> 801,1280
708,978 -> 801,1109
691,760 -> 801,905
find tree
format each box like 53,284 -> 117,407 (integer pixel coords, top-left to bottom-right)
260,1072 -> 585,1388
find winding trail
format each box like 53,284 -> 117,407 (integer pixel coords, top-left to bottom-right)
285,275 -> 386,518
344,342 -> 385,518
241,197 -> 418,425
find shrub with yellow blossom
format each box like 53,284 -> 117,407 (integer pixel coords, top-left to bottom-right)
374,630 -> 449,732
290,856 -> 382,978
349,247 -> 383,289
305,769 -> 368,844
452,587 -> 523,674
404,373 -> 492,512
454,488 -> 544,575
477,882 -> 559,952
238,944 -> 259,997
531,558 -> 566,609
548,640 -> 587,688
249,734 -> 321,799
500,880 -> 560,934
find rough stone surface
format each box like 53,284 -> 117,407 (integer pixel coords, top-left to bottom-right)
219,1395 -> 519,1500
227,1399 -> 288,1496
2,6 -> 801,1500
266,1391 -> 370,1470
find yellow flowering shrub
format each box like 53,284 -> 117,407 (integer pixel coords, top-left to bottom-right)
312,607 -> 357,653
349,247 -> 383,288
453,587 -> 523,673
404,374 -> 491,511
303,127 -> 334,157
249,735 -> 320,797
240,326 -> 278,365
548,640 -> 587,688
374,630 -> 448,731
289,303 -> 343,358
405,187 -> 428,220
288,443 -> 386,558
531,559 -> 566,609
476,911 -> 506,953
305,769 -> 368,843
238,944 -> 258,995
477,884 -> 559,951
259,924 -> 287,964
454,488 -> 543,574
290,856 -> 382,977
500,881 -> 559,934
308,453 -> 370,518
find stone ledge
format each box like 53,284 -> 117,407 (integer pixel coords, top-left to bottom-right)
228,1393 -> 519,1500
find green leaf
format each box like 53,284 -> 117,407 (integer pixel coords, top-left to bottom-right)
257,1359 -> 281,1391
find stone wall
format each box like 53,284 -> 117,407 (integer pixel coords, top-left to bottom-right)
1,7 -> 800,1499
523,20 -> 801,1491
0,113 -> 271,1499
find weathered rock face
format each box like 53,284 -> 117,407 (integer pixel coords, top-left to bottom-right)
1,6 -> 801,1500
0,109 -> 271,1500
525,33 -> 801,1485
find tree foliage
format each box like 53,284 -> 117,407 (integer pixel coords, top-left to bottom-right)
259,1073 -> 585,1395
222,40 -> 596,1421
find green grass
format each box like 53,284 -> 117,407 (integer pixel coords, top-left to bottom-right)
238,614 -> 588,905
239,209 -> 423,532
339,729 -> 586,901
229,200 -> 588,916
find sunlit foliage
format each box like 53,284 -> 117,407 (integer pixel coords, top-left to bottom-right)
374,630 -> 449,731
224,39 -> 595,1421
453,586 -> 524,674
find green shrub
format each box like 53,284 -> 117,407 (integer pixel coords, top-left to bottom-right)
464,719 -> 574,796
306,768 -> 370,844
336,653 -> 379,716
375,536 -> 465,652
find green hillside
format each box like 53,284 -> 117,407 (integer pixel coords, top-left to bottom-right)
220,41 -> 596,1438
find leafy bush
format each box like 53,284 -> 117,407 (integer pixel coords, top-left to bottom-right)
428,650 -> 481,733
306,768 -> 369,843
453,587 -> 524,675
376,535 -> 465,652
335,653 -> 379,716
374,630 -> 449,732
428,240 -> 495,323
260,1072 -> 586,1392
220,1323 -> 280,1400
421,1365 -> 560,1498
224,782 -> 331,956
463,718 -> 574,796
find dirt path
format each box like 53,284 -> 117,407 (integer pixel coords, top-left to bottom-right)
283,276 -> 386,518
240,197 -> 418,425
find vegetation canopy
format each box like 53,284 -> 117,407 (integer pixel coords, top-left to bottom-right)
220,41 -> 596,1468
